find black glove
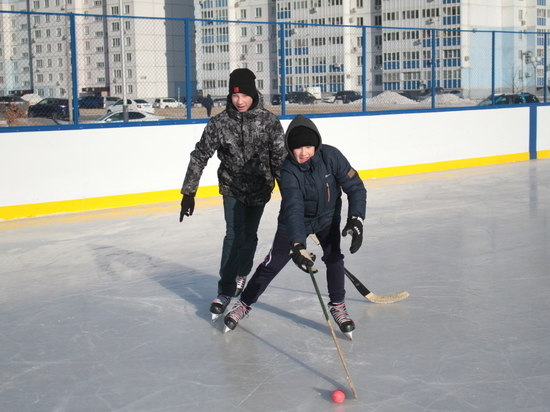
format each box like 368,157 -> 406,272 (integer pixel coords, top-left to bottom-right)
342,216 -> 363,254
179,194 -> 195,222
290,244 -> 318,274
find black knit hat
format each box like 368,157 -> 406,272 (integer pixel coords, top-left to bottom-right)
229,68 -> 257,98
288,126 -> 320,151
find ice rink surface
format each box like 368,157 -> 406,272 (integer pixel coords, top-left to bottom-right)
1,159 -> 549,412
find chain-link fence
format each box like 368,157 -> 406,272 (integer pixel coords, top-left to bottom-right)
1,11 -> 548,127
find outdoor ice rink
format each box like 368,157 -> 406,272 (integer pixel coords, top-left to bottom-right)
1,159 -> 549,412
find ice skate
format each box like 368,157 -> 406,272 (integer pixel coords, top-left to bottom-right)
223,300 -> 251,333
234,276 -> 247,297
329,301 -> 355,340
209,295 -> 232,321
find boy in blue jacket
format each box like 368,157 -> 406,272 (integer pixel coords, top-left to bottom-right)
224,115 -> 367,339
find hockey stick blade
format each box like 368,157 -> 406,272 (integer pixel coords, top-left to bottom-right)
308,234 -> 409,304
344,268 -> 409,304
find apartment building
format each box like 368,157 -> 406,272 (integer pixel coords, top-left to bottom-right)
0,0 -> 193,99
1,0 -> 548,101
196,0 -> 549,99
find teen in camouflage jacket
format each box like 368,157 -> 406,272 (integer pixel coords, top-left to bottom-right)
181,92 -> 285,206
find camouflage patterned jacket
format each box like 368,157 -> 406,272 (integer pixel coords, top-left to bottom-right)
181,93 -> 285,206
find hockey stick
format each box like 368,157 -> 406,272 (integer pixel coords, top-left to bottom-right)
309,234 -> 409,304
308,266 -> 358,399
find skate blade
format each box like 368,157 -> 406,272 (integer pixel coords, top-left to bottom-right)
343,331 -> 353,341
211,313 -> 220,322
223,325 -> 232,334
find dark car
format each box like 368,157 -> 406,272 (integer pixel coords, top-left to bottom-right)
333,90 -> 362,104
27,98 -> 75,120
398,91 -> 419,102
272,92 -> 316,105
478,93 -> 540,106
78,96 -> 104,109
79,95 -> 119,109
287,91 -> 316,104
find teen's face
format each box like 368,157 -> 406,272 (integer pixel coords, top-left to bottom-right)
231,93 -> 254,112
293,146 -> 315,163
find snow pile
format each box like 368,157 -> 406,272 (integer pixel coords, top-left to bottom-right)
423,93 -> 462,104
21,93 -> 43,104
422,93 -> 477,106
368,91 -> 418,105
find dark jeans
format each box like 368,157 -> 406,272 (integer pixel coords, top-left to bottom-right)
241,221 -> 345,306
218,196 -> 265,296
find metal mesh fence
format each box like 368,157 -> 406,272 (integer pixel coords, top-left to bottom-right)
0,11 -> 548,127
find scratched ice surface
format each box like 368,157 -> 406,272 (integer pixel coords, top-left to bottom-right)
1,160 -> 549,412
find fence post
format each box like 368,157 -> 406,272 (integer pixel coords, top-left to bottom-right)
362,25 -> 367,112
184,18 -> 192,120
491,31 -> 496,104
430,28 -> 437,109
69,13 -> 79,124
280,23 -> 286,116
544,33 -> 548,103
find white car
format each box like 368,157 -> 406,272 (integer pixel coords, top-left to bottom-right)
90,110 -> 165,123
153,98 -> 182,109
107,99 -> 154,114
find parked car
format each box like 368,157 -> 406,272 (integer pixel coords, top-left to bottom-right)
321,92 -> 336,103
103,96 -> 120,108
89,110 -> 165,123
287,91 -> 317,104
107,99 -> 154,114
27,98 -> 76,120
79,95 -> 120,109
333,90 -> 362,104
412,87 -> 463,101
153,98 -> 182,109
478,93 -> 540,106
398,91 -> 420,102
212,96 -> 227,107
271,94 -> 283,105
271,92 -> 316,105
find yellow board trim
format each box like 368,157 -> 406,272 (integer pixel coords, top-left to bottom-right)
0,153 -> 533,220
358,153 -> 529,180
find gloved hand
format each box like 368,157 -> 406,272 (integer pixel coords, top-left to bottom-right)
179,194 -> 195,222
342,216 -> 363,254
290,244 -> 318,274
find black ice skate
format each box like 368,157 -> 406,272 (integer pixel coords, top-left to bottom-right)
234,275 -> 247,297
328,301 -> 355,340
223,300 -> 251,333
209,295 -> 232,321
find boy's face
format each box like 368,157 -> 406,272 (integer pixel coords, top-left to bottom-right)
231,93 -> 254,112
293,146 -> 315,163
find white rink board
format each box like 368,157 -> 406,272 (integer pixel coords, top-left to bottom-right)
0,106 -> 547,208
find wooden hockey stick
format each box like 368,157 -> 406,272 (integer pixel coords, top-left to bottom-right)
308,266 -> 358,399
309,234 -> 410,304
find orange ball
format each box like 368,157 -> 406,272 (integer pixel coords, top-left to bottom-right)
331,389 -> 345,403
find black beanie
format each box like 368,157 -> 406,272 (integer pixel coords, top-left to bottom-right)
288,126 -> 320,151
229,68 -> 257,98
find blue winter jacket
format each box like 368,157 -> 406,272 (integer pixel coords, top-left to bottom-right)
278,115 -> 367,246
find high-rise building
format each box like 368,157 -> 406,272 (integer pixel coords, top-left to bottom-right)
1,1 -> 548,100
194,0 -> 549,99
0,0 -> 194,98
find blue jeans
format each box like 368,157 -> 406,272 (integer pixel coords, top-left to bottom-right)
218,196 -> 265,296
